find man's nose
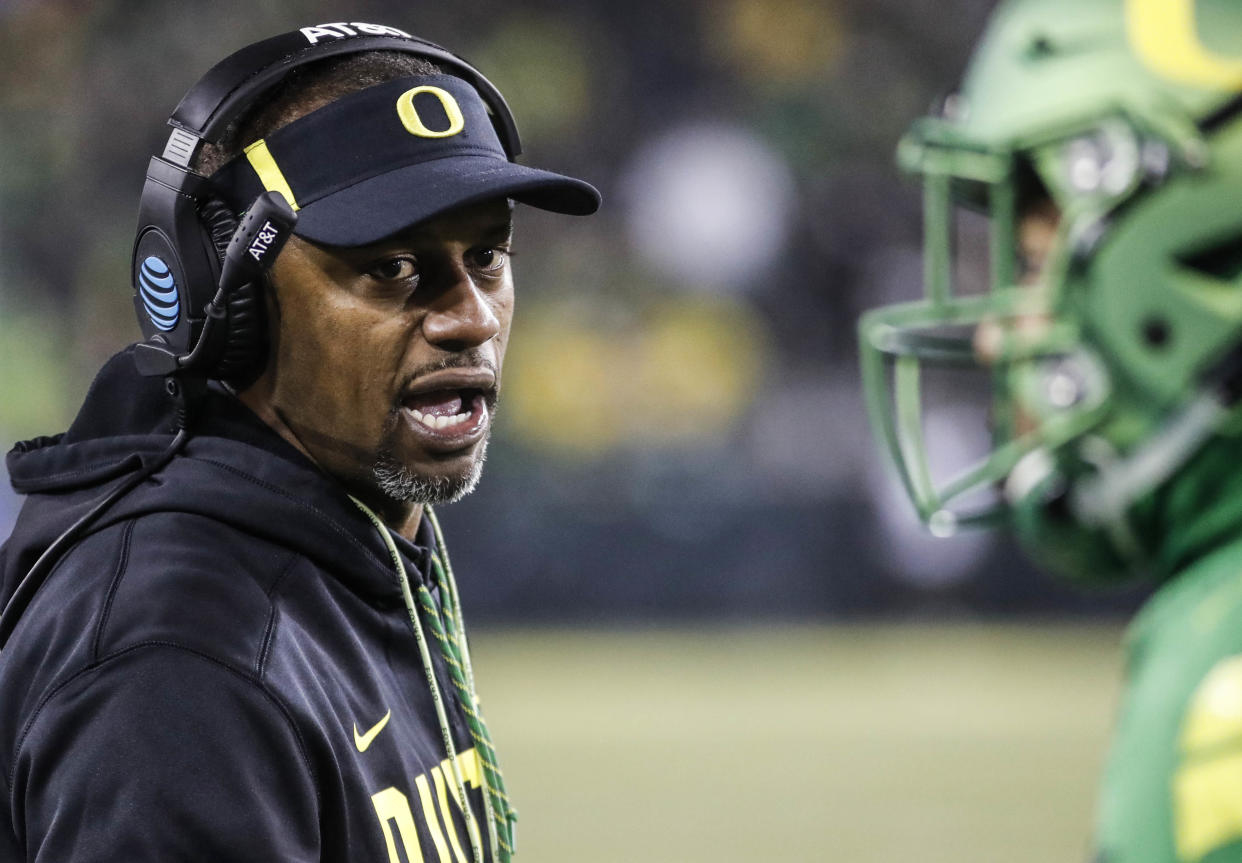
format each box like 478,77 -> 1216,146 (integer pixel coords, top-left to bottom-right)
422,267 -> 502,351
973,313 -> 1052,365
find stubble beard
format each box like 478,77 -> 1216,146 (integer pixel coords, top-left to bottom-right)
371,416 -> 491,506
371,353 -> 500,506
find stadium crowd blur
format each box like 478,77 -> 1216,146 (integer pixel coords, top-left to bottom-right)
0,0 -> 1148,621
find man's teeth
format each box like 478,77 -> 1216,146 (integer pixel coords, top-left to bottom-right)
408,407 -> 472,430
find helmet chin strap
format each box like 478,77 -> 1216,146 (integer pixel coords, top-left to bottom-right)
1069,392 -> 1228,527
1069,332 -> 1242,527
1005,388 -> 1229,567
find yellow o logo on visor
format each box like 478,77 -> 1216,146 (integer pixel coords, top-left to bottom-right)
1127,0 -> 1242,88
395,86 -> 466,138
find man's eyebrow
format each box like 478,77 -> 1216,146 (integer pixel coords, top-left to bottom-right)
343,220 -> 515,256
482,220 -> 515,240
401,219 -> 514,243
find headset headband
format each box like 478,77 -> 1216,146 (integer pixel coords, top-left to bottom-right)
158,25 -> 522,168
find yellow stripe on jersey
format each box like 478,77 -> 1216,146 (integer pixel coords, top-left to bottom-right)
1182,656 -> 1242,753
1175,655 -> 1242,861
243,140 -> 301,212
1175,750 -> 1242,862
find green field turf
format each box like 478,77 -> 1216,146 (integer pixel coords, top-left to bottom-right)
468,622 -> 1126,863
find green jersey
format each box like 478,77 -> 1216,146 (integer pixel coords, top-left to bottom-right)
1097,532 -> 1242,863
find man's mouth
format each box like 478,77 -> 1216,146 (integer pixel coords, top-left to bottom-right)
397,367 -> 497,452
404,388 -> 488,433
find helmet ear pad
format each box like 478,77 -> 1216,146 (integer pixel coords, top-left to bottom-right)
199,198 -> 268,389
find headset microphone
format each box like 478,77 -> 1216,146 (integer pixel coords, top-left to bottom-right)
219,191 -> 298,292
178,191 -> 297,372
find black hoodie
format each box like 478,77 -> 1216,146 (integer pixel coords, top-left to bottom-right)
0,349 -> 498,861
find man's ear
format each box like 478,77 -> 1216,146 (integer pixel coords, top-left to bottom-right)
231,269 -> 281,400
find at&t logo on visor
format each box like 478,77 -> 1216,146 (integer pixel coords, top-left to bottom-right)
138,256 -> 180,332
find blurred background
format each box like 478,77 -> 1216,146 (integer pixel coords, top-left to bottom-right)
0,0 -> 1143,860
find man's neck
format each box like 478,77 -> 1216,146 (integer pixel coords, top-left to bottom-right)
236,387 -> 424,540
356,493 -> 424,540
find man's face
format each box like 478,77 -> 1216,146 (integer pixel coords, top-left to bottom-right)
246,198 -> 515,510
973,195 -> 1061,365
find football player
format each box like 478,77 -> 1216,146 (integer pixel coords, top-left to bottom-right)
859,1 -> 1242,860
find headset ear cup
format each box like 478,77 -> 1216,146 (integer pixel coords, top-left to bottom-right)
198,199 -> 267,388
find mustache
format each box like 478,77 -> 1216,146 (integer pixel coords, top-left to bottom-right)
396,351 -> 500,403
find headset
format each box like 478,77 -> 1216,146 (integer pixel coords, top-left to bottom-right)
0,24 -> 524,649
130,22 -> 523,388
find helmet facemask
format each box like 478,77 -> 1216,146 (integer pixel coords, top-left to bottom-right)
861,100 -> 1242,574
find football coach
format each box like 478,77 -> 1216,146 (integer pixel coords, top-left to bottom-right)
0,22 -> 598,863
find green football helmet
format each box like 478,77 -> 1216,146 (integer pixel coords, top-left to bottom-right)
859,0 -> 1242,578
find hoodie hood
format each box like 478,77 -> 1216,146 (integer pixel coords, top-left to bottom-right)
0,348 -> 413,627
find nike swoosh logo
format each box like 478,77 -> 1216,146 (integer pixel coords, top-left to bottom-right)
353,709 -> 392,752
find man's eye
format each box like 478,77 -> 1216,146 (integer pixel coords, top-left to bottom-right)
472,247 -> 509,272
369,257 -> 418,282
1016,249 -> 1046,285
